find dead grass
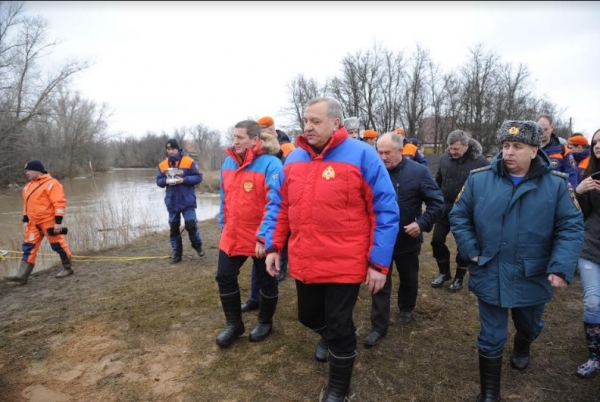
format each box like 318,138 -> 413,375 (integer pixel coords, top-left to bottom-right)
0,217 -> 599,401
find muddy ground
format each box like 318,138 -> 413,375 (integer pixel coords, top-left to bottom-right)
0,217 -> 599,402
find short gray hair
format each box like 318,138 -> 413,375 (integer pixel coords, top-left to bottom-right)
378,132 -> 403,150
446,130 -> 470,146
305,97 -> 344,122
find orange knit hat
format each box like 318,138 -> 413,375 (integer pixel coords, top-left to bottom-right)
568,135 -> 588,146
257,116 -> 274,127
363,129 -> 379,139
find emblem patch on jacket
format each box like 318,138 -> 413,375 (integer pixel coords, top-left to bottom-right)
322,166 -> 335,180
570,190 -> 581,210
243,181 -> 253,192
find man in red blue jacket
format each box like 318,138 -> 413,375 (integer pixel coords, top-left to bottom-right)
215,121 -> 283,348
262,97 -> 399,401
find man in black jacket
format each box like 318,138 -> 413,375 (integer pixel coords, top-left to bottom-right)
364,132 -> 445,347
430,130 -> 488,292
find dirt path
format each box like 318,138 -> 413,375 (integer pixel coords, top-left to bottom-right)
1,217 -> 599,401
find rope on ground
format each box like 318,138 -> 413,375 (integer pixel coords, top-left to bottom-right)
0,249 -> 170,262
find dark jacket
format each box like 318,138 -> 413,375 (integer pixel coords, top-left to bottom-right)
388,158 -> 444,253
449,151 -> 584,308
435,138 -> 488,206
576,179 -> 600,264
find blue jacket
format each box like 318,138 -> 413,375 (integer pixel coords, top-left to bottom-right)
542,134 -> 578,189
156,152 -> 203,213
388,158 -> 444,253
449,151 -> 583,308
571,148 -> 590,185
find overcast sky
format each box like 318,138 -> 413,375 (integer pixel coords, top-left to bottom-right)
25,1 -> 600,140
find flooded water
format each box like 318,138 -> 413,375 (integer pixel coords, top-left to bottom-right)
0,168 -> 220,277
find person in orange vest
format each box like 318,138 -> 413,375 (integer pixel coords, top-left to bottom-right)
156,139 -> 205,264
257,116 -> 296,160
567,133 -> 590,185
363,129 -> 379,147
537,114 -> 578,188
394,128 -> 428,165
4,159 -> 74,285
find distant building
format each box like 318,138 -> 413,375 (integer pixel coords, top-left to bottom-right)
416,116 -> 455,154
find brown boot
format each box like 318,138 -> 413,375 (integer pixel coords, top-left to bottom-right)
3,261 -> 35,285
55,258 -> 74,278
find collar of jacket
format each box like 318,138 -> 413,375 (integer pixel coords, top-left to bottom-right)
227,139 -> 267,167
297,126 -> 348,158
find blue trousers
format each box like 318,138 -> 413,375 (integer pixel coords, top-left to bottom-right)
477,299 -> 546,355
168,209 -> 202,253
579,257 -> 600,324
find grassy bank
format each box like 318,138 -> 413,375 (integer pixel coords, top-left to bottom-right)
0,216 -> 598,401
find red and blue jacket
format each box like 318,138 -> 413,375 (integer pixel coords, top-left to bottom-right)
263,127 -> 399,284
219,139 -> 283,257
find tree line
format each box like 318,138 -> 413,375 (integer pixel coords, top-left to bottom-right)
282,43 -> 572,154
0,2 -> 572,185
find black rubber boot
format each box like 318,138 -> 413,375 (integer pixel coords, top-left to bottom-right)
56,258 -> 74,278
249,293 -> 278,342
170,237 -> 183,264
3,261 -> 35,285
169,222 -> 183,264
185,220 -> 205,257
315,337 -> 328,363
323,350 -> 356,402
431,260 -> 451,288
216,291 -> 245,348
192,243 -> 205,257
476,350 -> 502,402
448,266 -> 467,292
510,331 -> 531,370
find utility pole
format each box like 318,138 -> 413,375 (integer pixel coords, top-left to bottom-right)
569,117 -> 572,135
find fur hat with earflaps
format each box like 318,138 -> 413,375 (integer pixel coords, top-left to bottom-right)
497,121 -> 543,147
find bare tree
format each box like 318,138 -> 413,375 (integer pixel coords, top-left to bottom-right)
283,74 -> 322,132
187,124 -> 223,171
0,2 -> 88,183
401,45 -> 431,137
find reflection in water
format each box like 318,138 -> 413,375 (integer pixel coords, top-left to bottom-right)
0,169 -> 220,276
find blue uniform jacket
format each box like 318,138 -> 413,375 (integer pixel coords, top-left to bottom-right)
449,151 -> 583,308
156,153 -> 203,214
